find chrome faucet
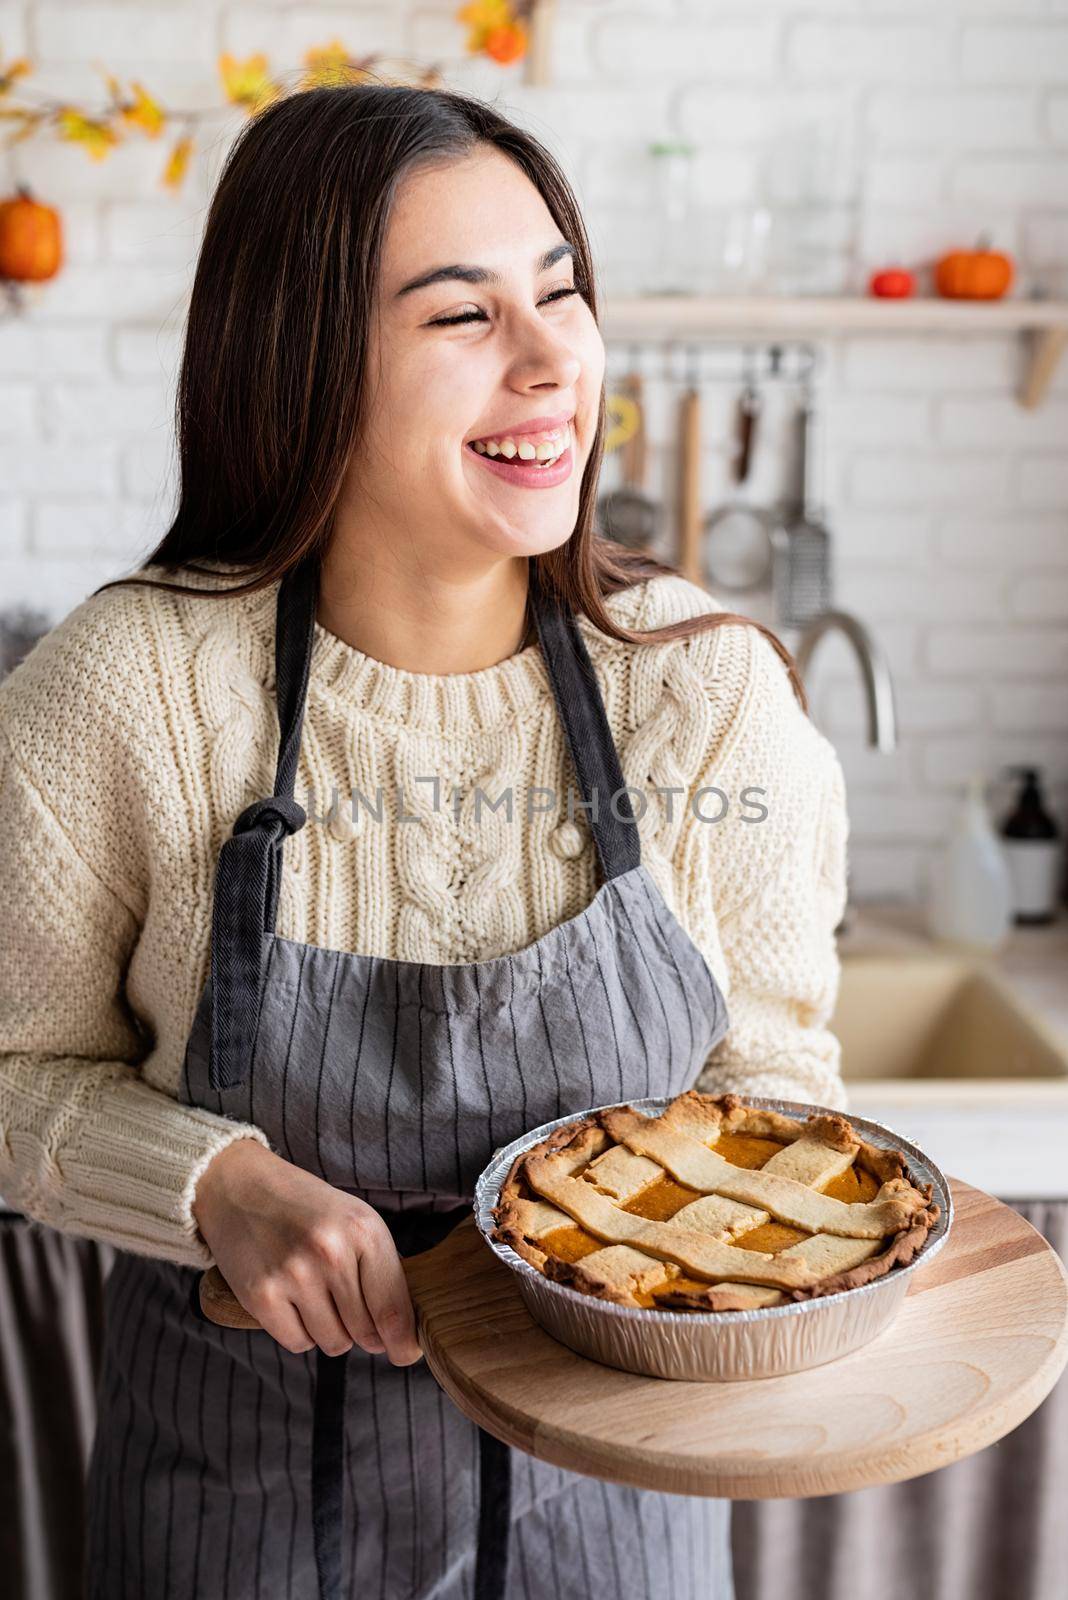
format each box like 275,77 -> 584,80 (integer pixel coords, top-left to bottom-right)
793,610 -> 897,752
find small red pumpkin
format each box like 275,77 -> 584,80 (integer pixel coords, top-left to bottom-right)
0,184 -> 64,282
935,236 -> 1013,301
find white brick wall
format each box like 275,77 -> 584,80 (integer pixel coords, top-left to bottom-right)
1,0 -> 1067,903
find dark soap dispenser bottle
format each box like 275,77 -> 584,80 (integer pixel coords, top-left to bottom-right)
1000,767 -> 1063,926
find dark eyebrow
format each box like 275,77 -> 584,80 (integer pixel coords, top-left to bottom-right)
393,241 -> 575,299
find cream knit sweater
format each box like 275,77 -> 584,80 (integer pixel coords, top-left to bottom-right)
0,561 -> 849,1269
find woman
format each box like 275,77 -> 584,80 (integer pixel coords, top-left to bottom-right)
0,84 -> 849,1600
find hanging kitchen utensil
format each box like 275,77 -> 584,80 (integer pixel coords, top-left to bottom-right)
602,368 -> 642,457
702,501 -> 776,593
701,349 -> 776,594
771,364 -> 833,626
597,362 -> 660,550
732,348 -> 762,486
676,345 -> 704,584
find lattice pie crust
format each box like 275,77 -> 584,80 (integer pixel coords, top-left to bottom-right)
492,1092 -> 941,1312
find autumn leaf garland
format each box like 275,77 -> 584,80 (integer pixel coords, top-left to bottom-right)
0,9 -> 538,192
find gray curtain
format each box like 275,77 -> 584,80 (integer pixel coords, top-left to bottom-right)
2,1203 -> 1065,1600
0,1215 -> 113,1600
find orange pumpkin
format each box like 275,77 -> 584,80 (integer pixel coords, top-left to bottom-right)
0,184 -> 64,282
935,237 -> 1013,300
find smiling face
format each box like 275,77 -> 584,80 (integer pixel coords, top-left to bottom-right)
341,146 -> 605,570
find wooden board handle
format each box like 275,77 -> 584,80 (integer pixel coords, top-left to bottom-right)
199,1265 -> 262,1329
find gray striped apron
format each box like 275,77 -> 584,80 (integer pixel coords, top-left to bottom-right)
85,556 -> 735,1600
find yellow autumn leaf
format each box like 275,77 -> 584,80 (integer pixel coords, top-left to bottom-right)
123,81 -> 165,137
97,67 -> 164,136
456,0 -> 514,52
0,52 -> 33,95
218,52 -> 280,112
305,61 -> 376,90
0,108 -> 39,149
162,134 -> 193,189
56,107 -> 119,160
457,0 -> 512,26
302,39 -> 355,88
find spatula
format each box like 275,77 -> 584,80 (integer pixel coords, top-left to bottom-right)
770,385 -> 833,626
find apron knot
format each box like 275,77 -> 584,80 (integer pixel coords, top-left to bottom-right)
232,794 -> 307,840
208,793 -> 307,1091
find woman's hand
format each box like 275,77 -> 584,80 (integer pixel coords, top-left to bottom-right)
192,1139 -> 421,1364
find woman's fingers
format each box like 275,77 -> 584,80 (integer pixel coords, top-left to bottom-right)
249,1287 -> 316,1355
330,1258 -> 385,1355
358,1232 -> 421,1365
294,1284 -> 355,1357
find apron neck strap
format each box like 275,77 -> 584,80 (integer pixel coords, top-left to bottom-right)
206,557 -> 316,1091
271,554 -> 320,802
525,562 -> 642,881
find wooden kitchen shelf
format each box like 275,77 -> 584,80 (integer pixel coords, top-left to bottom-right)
600,296 -> 1068,409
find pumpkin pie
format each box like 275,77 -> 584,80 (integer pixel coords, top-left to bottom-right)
492,1091 -> 941,1311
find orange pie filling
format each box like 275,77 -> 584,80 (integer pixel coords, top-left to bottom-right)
535,1129 -> 881,1307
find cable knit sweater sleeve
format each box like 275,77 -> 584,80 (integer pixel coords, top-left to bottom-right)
0,602 -> 271,1268
686,619 -> 850,1112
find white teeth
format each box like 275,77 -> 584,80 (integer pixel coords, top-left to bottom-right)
469,422 -> 571,464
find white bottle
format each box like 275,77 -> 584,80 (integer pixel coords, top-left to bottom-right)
926,773 -> 1014,951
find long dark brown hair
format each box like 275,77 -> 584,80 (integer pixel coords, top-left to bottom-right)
96,81 -> 806,710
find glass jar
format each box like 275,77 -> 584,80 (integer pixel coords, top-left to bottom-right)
643,139 -> 698,295
757,118 -> 861,296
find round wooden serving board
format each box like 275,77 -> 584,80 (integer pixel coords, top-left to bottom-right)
405,1179 -> 1068,1499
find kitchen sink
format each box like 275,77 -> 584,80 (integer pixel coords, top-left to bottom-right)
831,954 -> 1068,1198
834,955 -> 1068,1085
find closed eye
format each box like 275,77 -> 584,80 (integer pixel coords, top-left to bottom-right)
428,286 -> 581,328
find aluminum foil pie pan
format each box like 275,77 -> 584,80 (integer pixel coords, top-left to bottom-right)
473,1095 -> 953,1383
